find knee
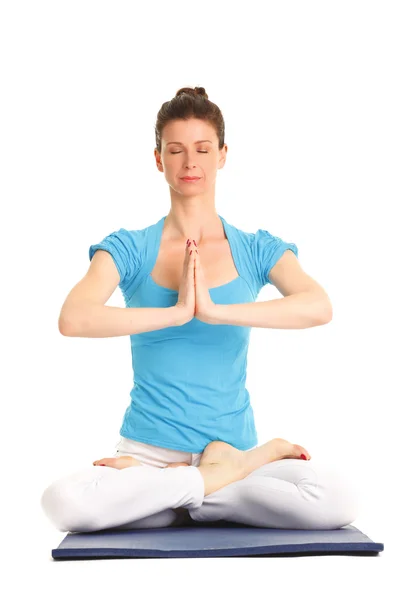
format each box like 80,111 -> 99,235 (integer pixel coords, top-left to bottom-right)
332,473 -> 364,527
309,462 -> 364,529
40,477 -> 97,533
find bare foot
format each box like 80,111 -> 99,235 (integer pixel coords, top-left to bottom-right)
243,437 -> 312,475
199,441 -> 247,475
92,455 -> 143,469
199,438 -> 312,479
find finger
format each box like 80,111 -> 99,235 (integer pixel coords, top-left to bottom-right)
189,252 -> 195,275
188,249 -> 195,279
183,241 -> 191,267
183,245 -> 193,275
193,249 -> 199,272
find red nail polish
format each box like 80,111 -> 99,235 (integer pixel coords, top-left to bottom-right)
193,240 -> 197,247
300,454 -> 307,460
100,463 -> 107,466
186,239 -> 189,245
190,250 -> 192,255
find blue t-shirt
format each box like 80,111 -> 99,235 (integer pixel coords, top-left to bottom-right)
89,214 -> 298,453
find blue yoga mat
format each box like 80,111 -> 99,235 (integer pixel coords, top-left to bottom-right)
51,521 -> 384,559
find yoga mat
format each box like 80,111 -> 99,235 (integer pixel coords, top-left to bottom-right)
51,520 -> 384,560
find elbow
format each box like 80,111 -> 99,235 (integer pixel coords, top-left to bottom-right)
317,299 -> 333,325
58,314 -> 80,337
59,304 -> 94,337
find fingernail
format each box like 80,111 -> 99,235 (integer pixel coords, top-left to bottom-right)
186,239 -> 189,245
300,454 -> 307,460
193,240 -> 197,247
195,250 -> 198,253
190,250 -> 192,255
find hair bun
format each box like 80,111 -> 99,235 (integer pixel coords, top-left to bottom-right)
175,86 -> 208,99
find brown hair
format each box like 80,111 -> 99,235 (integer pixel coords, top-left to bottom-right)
154,86 -> 225,153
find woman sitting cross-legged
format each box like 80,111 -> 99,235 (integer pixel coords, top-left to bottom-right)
41,86 -> 362,534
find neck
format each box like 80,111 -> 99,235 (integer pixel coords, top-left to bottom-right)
163,210 -> 224,244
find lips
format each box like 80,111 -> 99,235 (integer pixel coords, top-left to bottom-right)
181,176 -> 200,180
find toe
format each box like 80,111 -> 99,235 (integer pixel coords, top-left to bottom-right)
293,444 -> 312,460
93,458 -> 113,467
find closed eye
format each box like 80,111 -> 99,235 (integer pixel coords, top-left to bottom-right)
170,151 -> 209,154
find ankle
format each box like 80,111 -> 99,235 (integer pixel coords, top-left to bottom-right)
197,462 -> 243,497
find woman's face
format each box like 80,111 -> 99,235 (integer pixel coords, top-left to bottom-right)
156,118 -> 227,193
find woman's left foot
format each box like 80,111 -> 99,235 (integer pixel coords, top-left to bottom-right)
92,455 -> 143,469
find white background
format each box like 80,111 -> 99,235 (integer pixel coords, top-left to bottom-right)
1,0 -> 398,597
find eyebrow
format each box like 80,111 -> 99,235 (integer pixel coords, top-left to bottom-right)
166,140 -> 213,146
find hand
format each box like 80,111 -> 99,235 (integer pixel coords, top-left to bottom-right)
193,242 -> 218,324
175,239 -> 196,325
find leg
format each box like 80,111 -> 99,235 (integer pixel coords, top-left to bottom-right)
109,507 -> 180,530
40,441 -> 248,533
89,438 -> 197,530
40,464 -> 205,533
189,458 -> 363,529
110,457 -> 250,530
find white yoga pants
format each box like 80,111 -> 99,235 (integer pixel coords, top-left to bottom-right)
40,436 -> 362,533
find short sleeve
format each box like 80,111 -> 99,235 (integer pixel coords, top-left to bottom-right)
253,228 -> 299,288
88,228 -> 140,290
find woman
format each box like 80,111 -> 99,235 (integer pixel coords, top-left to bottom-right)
40,86 -> 361,533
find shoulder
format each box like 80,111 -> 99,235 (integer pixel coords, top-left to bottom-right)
88,222 -> 152,289
230,222 -> 299,288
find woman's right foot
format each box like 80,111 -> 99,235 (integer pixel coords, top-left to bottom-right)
199,441 -> 247,478
199,438 -> 312,479
243,437 -> 312,476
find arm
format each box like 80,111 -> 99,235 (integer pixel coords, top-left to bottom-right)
209,292 -> 330,329
62,305 -> 185,338
59,250 -> 186,338
209,249 -> 333,329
